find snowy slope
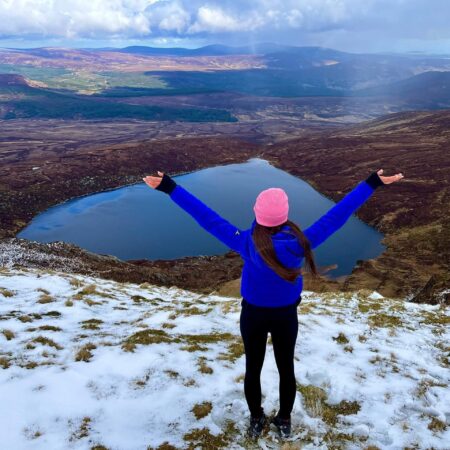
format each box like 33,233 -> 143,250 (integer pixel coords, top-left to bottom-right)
0,267 -> 449,450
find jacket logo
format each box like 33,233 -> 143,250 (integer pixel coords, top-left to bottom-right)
235,230 -> 240,235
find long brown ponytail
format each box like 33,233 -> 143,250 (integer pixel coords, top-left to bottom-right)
252,219 -> 317,282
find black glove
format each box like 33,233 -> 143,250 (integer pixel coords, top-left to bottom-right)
365,171 -> 384,190
155,173 -> 177,194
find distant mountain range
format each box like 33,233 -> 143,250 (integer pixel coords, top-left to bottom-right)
114,43 -> 301,56
113,43 -> 449,61
115,44 -> 450,70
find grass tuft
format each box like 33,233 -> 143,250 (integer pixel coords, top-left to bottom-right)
43,311 -> 61,317
164,370 -> 180,379
78,284 -> 97,296
26,325 -> 62,332
368,313 -> 402,328
332,332 -> 349,345
357,300 -> 382,314
84,298 -> 102,306
218,341 -> 245,362
297,383 -> 360,426
81,319 -> 103,330
69,278 -> 83,288
75,343 -> 97,362
197,356 -> 213,374
2,329 -> 15,340
122,330 -> 237,353
70,417 -> 91,441
31,336 -> 63,350
132,295 -> 154,304
122,329 -> 178,352
191,401 -> 212,420
428,417 -> 447,432
148,443 -> 179,450
183,426 -> 230,449
0,287 -> 15,297
18,315 -> 34,323
37,293 -> 54,304
180,306 -> 211,316
0,357 -> 11,369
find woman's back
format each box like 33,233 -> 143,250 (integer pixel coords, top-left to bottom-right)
241,219 -> 305,307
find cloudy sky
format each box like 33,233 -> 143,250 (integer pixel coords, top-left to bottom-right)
0,0 -> 449,54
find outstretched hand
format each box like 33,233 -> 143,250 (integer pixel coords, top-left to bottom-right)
143,171 -> 164,189
377,169 -> 404,185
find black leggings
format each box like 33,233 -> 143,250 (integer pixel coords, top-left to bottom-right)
239,297 -> 300,420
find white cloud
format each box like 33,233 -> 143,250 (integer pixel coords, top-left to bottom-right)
0,0 -> 449,51
189,6 -> 241,33
0,0 -> 153,38
187,6 -> 268,34
145,1 -> 191,35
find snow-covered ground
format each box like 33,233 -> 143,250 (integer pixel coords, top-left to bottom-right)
0,267 -> 449,450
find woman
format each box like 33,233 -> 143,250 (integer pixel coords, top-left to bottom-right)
143,168 -> 403,440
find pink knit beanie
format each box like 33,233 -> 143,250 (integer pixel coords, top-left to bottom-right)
253,188 -> 289,227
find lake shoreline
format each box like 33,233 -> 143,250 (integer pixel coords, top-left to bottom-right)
17,157 -> 385,279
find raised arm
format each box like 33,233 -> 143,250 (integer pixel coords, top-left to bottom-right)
304,170 -> 403,249
143,171 -> 249,257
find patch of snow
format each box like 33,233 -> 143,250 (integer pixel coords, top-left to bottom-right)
0,267 -> 449,449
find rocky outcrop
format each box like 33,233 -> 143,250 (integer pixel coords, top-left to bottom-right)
411,273 -> 450,306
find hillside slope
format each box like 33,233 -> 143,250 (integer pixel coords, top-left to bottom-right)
0,267 -> 449,449
261,110 -> 450,300
355,71 -> 450,108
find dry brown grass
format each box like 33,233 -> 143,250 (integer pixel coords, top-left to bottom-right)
191,402 -> 212,420
75,343 -> 97,362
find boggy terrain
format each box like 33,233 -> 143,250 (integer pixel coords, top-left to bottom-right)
0,110 -> 449,304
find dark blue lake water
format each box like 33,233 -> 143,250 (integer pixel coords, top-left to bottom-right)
17,158 -> 385,277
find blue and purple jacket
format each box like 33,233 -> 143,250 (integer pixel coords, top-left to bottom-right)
158,173 -> 381,307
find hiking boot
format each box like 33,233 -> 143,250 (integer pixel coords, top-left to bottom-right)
247,412 -> 267,439
271,414 -> 291,439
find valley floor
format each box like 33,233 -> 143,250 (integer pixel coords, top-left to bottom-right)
0,267 -> 449,449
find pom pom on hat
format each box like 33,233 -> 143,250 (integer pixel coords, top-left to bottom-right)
253,188 -> 289,227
